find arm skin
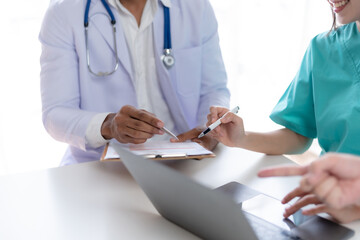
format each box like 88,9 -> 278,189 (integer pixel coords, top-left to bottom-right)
280,193 -> 360,223
206,106 -> 312,155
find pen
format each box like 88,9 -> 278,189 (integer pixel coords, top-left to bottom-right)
198,106 -> 240,138
162,127 -> 179,140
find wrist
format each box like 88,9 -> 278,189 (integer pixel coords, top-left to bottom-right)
235,131 -> 249,148
101,113 -> 116,140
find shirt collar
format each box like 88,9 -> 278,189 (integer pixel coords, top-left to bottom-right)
108,0 -> 171,9
160,0 -> 171,8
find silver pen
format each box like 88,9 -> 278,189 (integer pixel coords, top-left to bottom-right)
162,127 -> 179,140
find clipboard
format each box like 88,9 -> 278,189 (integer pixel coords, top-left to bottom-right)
100,141 -> 216,161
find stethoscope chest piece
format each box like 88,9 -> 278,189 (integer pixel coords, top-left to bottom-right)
162,49 -> 175,69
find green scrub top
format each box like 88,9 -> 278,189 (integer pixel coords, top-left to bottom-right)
270,22 -> 360,155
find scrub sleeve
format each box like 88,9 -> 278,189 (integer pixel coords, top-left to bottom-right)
270,45 -> 317,139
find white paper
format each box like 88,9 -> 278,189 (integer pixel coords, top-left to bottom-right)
104,141 -> 213,159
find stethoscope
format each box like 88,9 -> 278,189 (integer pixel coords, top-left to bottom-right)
84,0 -> 175,77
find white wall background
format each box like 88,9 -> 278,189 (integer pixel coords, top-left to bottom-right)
210,0 -> 331,131
0,0 -> 332,176
0,0 -> 67,176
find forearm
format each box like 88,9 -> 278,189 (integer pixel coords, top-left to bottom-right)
238,128 -> 311,155
42,107 -> 97,150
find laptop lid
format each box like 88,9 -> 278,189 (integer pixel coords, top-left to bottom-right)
113,144 -> 258,240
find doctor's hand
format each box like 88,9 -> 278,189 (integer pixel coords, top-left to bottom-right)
258,153 -> 360,210
279,192 -> 360,223
171,127 -> 218,151
101,105 -> 164,144
206,106 -> 245,147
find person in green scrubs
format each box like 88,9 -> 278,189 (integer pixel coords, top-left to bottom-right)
207,2 -> 360,156
206,0 -> 360,222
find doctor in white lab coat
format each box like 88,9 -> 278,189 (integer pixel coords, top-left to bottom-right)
39,0 -> 230,165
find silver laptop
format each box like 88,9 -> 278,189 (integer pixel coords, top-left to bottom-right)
114,145 -> 354,240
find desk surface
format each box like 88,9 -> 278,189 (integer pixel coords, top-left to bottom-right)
0,145 -> 359,240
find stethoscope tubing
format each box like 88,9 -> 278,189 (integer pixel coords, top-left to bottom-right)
85,0 -> 116,27
84,0 -> 174,76
163,6 -> 171,50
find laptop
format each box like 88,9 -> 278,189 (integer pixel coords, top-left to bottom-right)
113,145 -> 355,240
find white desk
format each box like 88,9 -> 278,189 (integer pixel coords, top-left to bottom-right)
0,145 -> 358,240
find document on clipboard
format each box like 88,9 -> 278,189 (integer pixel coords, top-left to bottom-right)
101,141 -> 215,161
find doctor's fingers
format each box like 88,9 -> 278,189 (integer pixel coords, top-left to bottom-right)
123,118 -> 164,135
281,186 -> 309,204
257,165 -> 308,178
120,125 -> 156,139
283,194 -> 321,218
308,153 -> 360,182
120,105 -> 164,129
300,204 -> 328,216
115,134 -> 148,144
303,204 -> 360,223
310,176 -> 345,208
324,183 -> 360,209
141,109 -> 157,117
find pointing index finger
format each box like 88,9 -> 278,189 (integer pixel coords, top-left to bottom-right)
258,165 -> 308,178
129,108 -> 164,128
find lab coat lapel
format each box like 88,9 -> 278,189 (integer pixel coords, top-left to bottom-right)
153,3 -> 190,133
89,0 -> 133,80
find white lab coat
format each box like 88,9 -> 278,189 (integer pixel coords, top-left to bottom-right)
39,0 -> 230,165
